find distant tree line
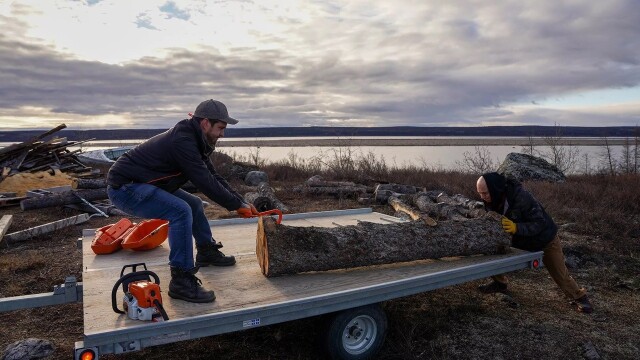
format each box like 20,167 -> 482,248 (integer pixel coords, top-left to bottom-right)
1,125 -> 639,142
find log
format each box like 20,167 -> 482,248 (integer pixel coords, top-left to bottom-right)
256,214 -> 511,277
244,193 -> 272,212
20,188 -> 108,210
412,193 -> 468,221
292,185 -> 368,198
256,182 -> 289,212
388,196 -> 437,226
4,213 -> 91,243
71,177 -> 107,189
306,175 -> 357,188
0,215 -> 13,247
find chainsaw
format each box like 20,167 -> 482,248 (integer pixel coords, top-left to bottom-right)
111,263 -> 169,322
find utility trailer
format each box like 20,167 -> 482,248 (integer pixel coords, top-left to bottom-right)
68,208 -> 541,360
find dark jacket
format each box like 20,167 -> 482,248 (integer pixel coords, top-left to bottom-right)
107,118 -> 244,211
482,173 -> 557,251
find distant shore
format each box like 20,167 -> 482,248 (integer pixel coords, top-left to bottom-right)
81,137 -> 634,148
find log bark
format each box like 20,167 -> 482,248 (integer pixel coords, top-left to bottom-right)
257,182 -> 289,212
71,177 -> 107,189
245,182 -> 290,212
256,213 -> 510,277
20,188 -> 108,210
412,193 -> 469,221
388,196 -> 437,226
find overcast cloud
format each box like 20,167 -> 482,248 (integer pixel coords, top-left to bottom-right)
0,0 -> 639,129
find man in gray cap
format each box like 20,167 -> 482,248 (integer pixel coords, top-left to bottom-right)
107,99 -> 257,303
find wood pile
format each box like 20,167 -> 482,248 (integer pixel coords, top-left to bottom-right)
0,124 -> 93,177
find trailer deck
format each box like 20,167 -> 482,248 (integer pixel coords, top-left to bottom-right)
77,208 -> 542,357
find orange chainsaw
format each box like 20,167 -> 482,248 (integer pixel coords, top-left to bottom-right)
111,263 -> 169,322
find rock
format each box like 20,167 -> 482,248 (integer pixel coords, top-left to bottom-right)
497,153 -> 566,182
227,162 -> 260,180
2,338 -> 55,360
244,171 -> 269,186
581,341 -> 601,360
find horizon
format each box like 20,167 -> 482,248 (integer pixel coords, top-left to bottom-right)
1,1 -> 639,130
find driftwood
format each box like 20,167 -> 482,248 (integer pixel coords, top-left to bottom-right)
244,182 -> 289,213
374,183 -> 421,203
3,213 -> 91,244
292,175 -> 371,198
256,214 -> 510,277
20,188 -> 108,211
0,215 -> 13,246
0,196 -> 27,208
411,193 -> 482,221
388,196 -> 437,226
72,177 -> 107,189
0,124 -> 94,176
306,175 -> 357,188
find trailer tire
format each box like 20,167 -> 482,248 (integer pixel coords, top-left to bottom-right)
325,304 -> 387,360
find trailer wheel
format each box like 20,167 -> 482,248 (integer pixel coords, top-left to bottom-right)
325,304 -> 387,360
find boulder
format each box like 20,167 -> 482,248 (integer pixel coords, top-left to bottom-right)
245,171 -> 269,186
497,153 -> 565,182
2,338 -> 55,360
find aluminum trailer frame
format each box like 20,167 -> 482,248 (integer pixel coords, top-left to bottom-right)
74,208 -> 542,359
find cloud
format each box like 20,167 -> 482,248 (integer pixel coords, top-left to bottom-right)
1,0 -> 639,129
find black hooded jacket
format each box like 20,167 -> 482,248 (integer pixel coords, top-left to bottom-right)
107,118 -> 244,211
482,172 -> 557,251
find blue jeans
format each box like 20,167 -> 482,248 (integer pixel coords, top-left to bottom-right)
107,183 -> 213,270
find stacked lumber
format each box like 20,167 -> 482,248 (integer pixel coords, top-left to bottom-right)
0,124 -> 92,177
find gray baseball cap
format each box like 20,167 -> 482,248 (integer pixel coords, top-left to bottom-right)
193,99 -> 238,125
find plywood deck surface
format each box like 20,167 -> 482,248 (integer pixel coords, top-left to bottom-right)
82,210 -> 520,335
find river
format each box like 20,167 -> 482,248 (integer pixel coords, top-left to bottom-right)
1,136 -> 635,174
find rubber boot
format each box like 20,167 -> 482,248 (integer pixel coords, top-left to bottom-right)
196,242 -> 236,267
168,267 -> 216,303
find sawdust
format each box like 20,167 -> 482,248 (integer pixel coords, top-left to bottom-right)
0,170 -> 73,196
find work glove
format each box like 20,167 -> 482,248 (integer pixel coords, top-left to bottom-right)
501,216 -> 517,235
237,203 -> 255,218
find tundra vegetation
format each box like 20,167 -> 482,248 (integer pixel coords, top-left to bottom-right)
1,142 -> 639,360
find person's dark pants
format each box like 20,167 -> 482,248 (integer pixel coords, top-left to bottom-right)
492,235 -> 586,300
108,184 -> 213,270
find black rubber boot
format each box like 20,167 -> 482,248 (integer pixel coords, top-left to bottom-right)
572,295 -> 593,314
168,267 -> 216,303
478,280 -> 508,294
196,242 -> 236,267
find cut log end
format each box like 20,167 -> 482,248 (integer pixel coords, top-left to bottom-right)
256,216 -> 280,277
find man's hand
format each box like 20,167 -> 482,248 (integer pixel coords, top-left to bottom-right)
250,204 -> 259,215
237,203 -> 255,218
501,216 -> 517,234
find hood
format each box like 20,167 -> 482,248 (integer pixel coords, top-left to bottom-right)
482,172 -> 507,212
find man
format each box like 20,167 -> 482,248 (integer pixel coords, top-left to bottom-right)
476,172 -> 593,313
107,99 -> 258,303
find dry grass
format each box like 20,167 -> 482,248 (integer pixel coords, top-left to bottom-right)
1,164 -> 639,359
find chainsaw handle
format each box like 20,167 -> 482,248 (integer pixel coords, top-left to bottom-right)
111,270 -> 161,315
255,209 -> 283,224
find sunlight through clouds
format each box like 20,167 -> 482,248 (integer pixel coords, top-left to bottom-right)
1,0 -> 639,129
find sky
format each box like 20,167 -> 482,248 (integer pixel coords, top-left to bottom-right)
0,0 -> 639,130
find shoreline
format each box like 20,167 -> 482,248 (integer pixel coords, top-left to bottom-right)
77,137 -> 635,148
